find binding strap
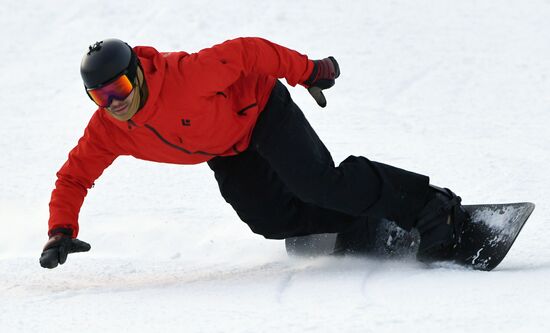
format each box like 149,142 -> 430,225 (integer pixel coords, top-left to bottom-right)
416,188 -> 462,233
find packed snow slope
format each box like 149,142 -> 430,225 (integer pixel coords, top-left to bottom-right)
1,0 -> 549,332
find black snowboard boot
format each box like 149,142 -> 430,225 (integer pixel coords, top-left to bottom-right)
415,185 -> 469,262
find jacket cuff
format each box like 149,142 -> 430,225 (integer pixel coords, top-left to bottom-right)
298,60 -> 316,87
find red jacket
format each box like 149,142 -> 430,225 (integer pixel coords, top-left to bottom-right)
49,37 -> 315,237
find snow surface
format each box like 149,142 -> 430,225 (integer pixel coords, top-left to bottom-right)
1,0 -> 550,332
470,205 -> 526,234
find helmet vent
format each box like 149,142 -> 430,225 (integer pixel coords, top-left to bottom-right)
88,41 -> 104,55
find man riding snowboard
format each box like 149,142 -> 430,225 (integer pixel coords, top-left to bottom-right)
40,37 -> 467,268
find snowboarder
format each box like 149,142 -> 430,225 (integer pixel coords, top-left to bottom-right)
40,37 -> 468,269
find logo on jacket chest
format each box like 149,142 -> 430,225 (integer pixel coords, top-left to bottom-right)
181,119 -> 191,126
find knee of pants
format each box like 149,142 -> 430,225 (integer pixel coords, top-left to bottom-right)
279,166 -> 335,206
283,156 -> 383,216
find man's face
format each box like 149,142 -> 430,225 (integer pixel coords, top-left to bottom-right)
103,73 -> 143,122
106,88 -> 136,119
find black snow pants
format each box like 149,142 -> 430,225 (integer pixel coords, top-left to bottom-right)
208,81 -> 430,239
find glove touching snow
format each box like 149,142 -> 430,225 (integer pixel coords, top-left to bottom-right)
39,230 -> 91,269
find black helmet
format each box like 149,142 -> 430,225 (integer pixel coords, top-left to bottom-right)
80,38 -> 139,89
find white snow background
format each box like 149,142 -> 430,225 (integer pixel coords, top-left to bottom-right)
1,0 -> 549,332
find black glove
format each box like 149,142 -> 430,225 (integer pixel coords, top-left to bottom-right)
39,229 -> 91,269
303,56 -> 340,108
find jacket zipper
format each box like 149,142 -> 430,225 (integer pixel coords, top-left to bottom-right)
128,120 -> 240,157
144,124 -> 217,156
237,103 -> 257,116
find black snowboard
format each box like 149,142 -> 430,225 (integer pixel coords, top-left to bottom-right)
285,202 -> 535,271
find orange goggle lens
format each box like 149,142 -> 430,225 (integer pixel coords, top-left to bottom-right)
87,74 -> 134,107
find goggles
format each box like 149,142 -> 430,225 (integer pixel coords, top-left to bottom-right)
86,73 -> 134,108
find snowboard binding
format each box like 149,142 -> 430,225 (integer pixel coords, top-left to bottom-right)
415,186 -> 468,263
